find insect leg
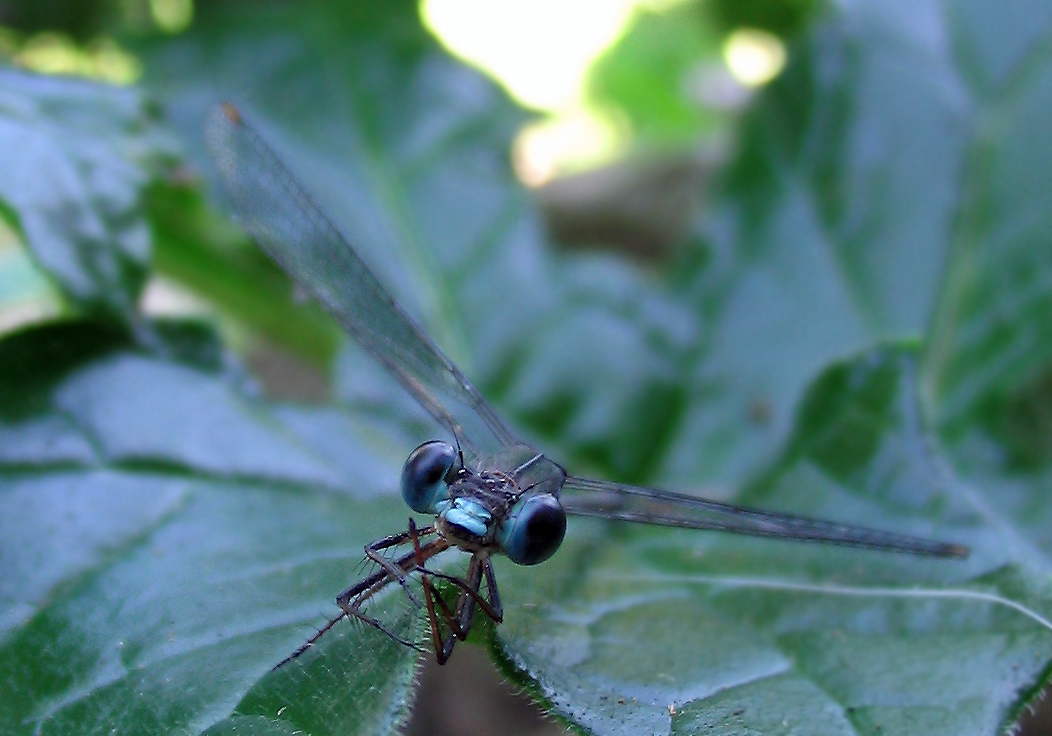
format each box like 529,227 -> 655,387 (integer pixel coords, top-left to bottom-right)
356,522 -> 438,608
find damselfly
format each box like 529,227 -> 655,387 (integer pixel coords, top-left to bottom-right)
205,104 -> 967,666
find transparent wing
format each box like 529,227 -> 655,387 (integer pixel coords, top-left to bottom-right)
560,475 -> 968,558
205,104 -> 518,462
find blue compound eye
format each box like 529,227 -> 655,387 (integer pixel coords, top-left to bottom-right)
401,441 -> 457,513
498,493 -> 566,566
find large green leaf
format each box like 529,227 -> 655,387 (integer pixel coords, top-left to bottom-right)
495,346 -> 1048,735
1,0 -> 1051,734
0,322 -> 425,736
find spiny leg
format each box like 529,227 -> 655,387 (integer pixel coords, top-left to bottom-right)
452,555 -> 483,640
338,532 -> 450,649
274,532 -> 450,670
417,559 -> 503,624
420,564 -> 467,663
337,521 -> 443,612
420,554 -> 505,664
414,522 -> 456,662
337,535 -> 446,611
272,608 -> 349,671
340,577 -> 428,653
355,522 -> 438,608
480,557 -> 503,622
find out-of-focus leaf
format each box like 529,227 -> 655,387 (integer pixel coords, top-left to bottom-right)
660,0 -> 1052,491
0,69 -> 173,321
0,0 -> 111,40
0,218 -> 64,330
147,182 -> 343,367
706,0 -> 824,38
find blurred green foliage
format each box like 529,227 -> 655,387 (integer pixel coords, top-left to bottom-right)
707,0 -> 825,37
586,1 -> 726,149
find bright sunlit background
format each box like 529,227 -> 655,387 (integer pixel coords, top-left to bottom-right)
423,0 -> 786,184
0,0 -> 792,333
1,0 -> 789,186
423,0 -> 641,111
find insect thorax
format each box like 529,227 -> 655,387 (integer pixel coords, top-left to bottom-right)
435,469 -> 519,552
